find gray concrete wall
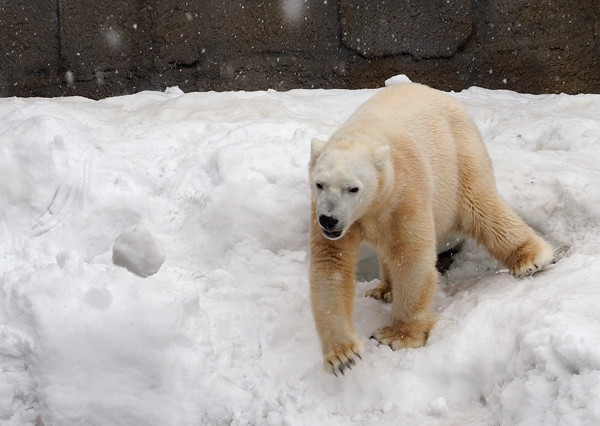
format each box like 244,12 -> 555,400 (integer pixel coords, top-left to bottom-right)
1,0 -> 599,99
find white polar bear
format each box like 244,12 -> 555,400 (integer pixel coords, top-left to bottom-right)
308,83 -> 554,375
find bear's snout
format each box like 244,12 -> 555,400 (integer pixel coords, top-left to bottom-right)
318,215 -> 343,239
318,215 -> 339,231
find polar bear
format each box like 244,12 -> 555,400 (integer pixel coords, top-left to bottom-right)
309,83 -> 554,375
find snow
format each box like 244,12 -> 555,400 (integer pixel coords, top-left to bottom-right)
1,81 -> 599,425
384,74 -> 412,86
112,224 -> 165,277
281,0 -> 306,25
429,397 -> 449,417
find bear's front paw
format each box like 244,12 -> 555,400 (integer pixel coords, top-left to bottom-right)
371,322 -> 431,350
509,236 -> 555,278
365,282 -> 392,303
323,338 -> 363,376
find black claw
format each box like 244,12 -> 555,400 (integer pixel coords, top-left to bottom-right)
329,361 -> 337,377
356,352 -> 362,360
338,365 -> 345,376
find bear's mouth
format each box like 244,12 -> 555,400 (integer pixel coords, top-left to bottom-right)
322,229 -> 343,240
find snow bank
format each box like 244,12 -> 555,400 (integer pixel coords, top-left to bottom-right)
1,84 -> 599,425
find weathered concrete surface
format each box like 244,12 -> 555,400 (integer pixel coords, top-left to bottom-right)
58,1 -> 154,79
0,0 -> 598,98
339,0 -> 472,59
472,0 -> 595,49
205,0 -> 339,55
0,1 -> 61,95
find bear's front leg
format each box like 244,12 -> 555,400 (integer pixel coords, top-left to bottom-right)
371,242 -> 438,350
310,222 -> 362,376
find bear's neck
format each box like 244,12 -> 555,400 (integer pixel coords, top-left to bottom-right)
366,161 -> 397,220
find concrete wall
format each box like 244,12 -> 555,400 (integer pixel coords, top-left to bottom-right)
1,0 -> 599,99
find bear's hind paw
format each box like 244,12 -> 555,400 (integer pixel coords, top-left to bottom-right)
508,236 -> 555,278
371,324 -> 430,350
365,283 -> 392,303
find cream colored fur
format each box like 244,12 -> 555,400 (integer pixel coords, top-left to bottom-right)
308,83 -> 554,375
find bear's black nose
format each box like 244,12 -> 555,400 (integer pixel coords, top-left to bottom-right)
318,215 -> 338,231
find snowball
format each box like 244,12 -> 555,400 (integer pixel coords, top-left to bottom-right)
429,397 -> 449,417
385,74 -> 413,86
164,86 -> 184,95
112,224 -> 165,277
56,250 -> 81,270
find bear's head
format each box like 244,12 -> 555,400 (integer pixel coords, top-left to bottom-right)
309,138 -> 390,240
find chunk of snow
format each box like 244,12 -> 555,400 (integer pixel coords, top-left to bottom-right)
429,397 -> 449,417
385,74 -> 413,86
112,224 -> 165,277
164,86 -> 184,95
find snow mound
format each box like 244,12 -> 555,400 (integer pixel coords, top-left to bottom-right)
112,224 -> 165,277
1,86 -> 599,425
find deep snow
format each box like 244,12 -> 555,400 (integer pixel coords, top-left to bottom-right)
1,80 -> 599,425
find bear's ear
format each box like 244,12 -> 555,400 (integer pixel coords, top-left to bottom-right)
374,145 -> 390,171
310,138 -> 327,163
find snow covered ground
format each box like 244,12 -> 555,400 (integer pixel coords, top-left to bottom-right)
1,80 -> 599,425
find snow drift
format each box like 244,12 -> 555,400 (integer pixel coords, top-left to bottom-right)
1,83 -> 599,425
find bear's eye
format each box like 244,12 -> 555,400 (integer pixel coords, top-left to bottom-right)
348,187 -> 359,193
316,182 -> 324,190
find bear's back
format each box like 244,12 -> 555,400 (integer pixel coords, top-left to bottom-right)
346,84 -> 480,243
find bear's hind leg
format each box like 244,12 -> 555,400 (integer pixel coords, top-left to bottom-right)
459,190 -> 554,277
365,257 -> 392,302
